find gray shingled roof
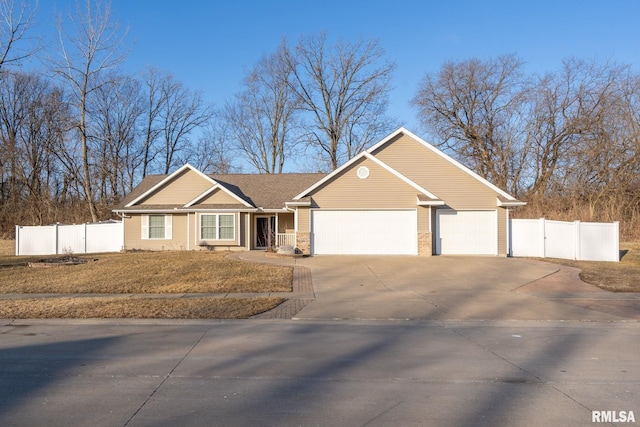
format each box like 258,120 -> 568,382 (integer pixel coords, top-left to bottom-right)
211,173 -> 326,209
115,172 -> 327,211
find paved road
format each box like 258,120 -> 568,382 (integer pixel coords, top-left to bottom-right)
1,319 -> 638,426
2,254 -> 639,426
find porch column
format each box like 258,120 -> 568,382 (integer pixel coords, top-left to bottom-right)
246,214 -> 251,250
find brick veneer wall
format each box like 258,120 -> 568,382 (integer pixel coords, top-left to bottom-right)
418,232 -> 433,256
296,232 -> 311,255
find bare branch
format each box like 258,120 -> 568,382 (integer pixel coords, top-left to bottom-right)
283,33 -> 396,170
0,0 -> 40,69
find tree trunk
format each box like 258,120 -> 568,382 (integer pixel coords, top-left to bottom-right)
80,88 -> 97,222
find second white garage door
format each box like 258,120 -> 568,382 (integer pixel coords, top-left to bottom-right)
436,210 -> 497,255
311,210 -> 417,255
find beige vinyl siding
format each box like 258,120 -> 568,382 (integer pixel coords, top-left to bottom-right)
139,169 -> 213,205
240,212 -> 248,248
124,213 -> 188,250
188,212 -> 194,249
372,134 -> 498,210
278,212 -> 294,233
198,188 -> 242,204
309,157 -> 419,209
124,212 -> 247,251
417,206 -> 430,233
297,207 -> 310,233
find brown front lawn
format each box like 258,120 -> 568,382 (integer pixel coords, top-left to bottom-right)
0,296 -> 285,319
0,239 -> 13,256
0,249 -> 292,319
0,250 -> 292,293
541,242 -> 640,292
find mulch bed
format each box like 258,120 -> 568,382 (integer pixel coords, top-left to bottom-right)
29,256 -> 98,268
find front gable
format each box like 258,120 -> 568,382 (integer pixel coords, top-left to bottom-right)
293,128 -> 522,210
129,165 -> 215,207
371,132 -> 498,210
189,187 -> 248,206
308,156 -> 426,209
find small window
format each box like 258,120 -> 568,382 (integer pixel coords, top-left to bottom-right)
148,215 -> 165,239
142,214 -> 172,240
219,214 -> 235,239
201,215 -> 217,239
357,166 -> 370,179
201,214 -> 235,241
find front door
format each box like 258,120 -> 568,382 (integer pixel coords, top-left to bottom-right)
255,216 -> 276,249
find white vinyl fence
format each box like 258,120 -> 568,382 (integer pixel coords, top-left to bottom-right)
15,221 -> 124,256
509,218 -> 619,262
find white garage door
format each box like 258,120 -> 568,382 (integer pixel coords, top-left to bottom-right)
312,210 -> 417,255
436,210 -> 497,255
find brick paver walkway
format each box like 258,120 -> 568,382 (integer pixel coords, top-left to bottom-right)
225,252 -> 315,319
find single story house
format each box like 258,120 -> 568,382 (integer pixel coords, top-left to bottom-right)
114,128 -> 524,256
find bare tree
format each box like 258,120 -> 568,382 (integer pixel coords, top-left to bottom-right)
411,54 -> 530,193
139,66 -> 168,177
522,59 -> 623,199
90,72 -> 143,202
158,75 -> 213,174
138,68 -> 214,176
51,0 -> 128,221
0,69 -> 27,205
0,0 -> 39,69
559,62 -> 639,220
17,76 -> 69,224
188,115 -> 238,174
225,44 -> 299,173
282,33 -> 396,170
0,71 -> 70,227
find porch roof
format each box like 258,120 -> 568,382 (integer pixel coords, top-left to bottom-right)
210,173 -> 326,209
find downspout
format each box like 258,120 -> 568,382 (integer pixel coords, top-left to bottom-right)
187,213 -> 190,250
114,210 -> 130,252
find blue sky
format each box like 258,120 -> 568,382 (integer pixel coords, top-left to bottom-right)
36,0 -> 640,134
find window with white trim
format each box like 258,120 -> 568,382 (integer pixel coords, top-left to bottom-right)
200,214 -> 235,240
141,214 -> 172,240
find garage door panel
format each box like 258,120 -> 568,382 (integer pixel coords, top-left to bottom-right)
436,210 -> 497,255
312,210 -> 417,255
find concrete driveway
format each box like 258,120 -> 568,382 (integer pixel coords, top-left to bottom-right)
288,255 -> 635,321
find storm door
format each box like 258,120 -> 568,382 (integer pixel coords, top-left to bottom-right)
255,216 -> 276,249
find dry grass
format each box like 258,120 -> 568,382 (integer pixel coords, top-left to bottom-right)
0,296 -> 285,319
542,242 -> 640,292
0,240 -> 13,256
0,250 -> 292,293
0,247 -> 292,319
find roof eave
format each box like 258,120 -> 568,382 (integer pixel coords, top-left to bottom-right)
285,201 -> 312,207
497,199 -> 527,207
417,200 -> 446,206
255,208 -> 291,213
113,208 -> 259,214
